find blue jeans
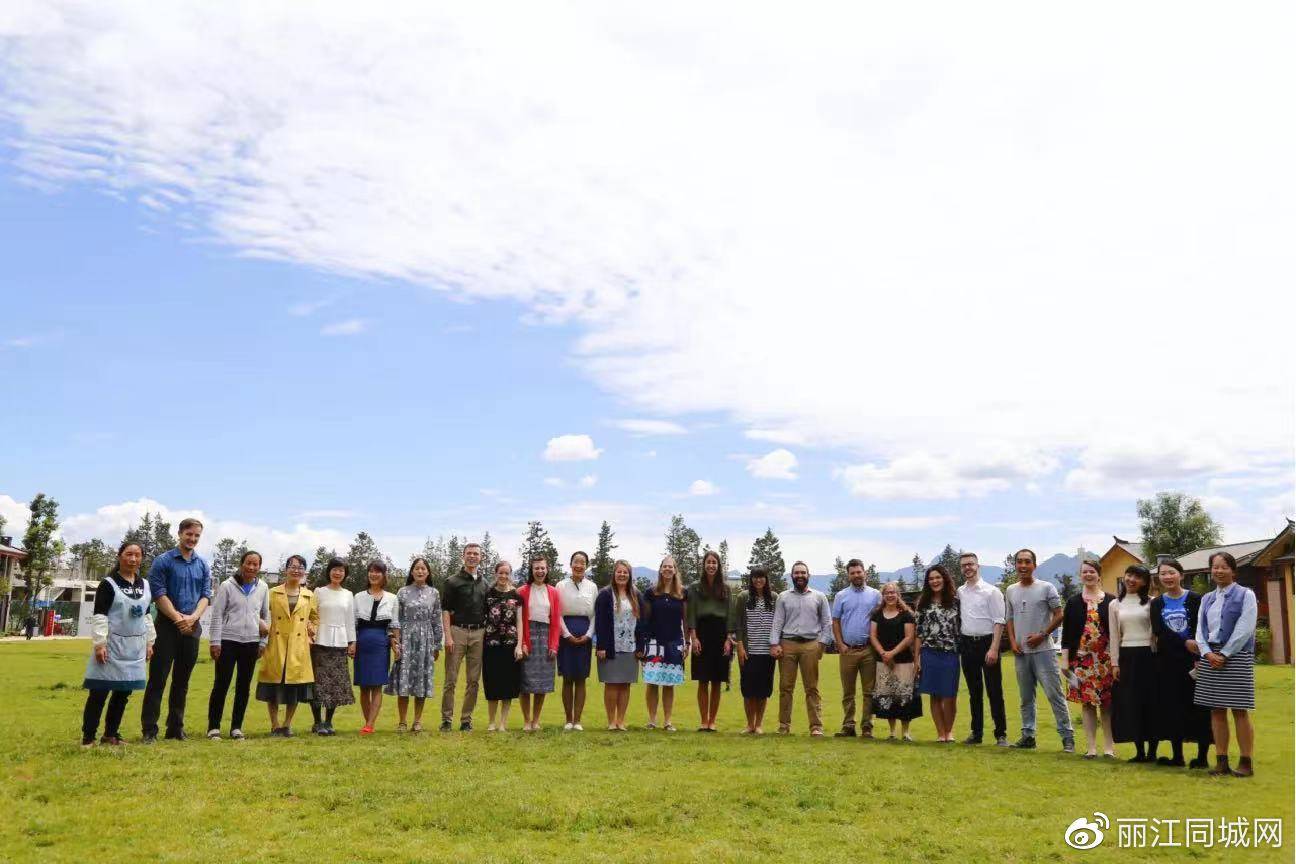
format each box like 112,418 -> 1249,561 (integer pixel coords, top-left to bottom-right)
1014,650 -> 1073,740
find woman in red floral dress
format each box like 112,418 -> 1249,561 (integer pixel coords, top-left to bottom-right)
1061,559 -> 1116,758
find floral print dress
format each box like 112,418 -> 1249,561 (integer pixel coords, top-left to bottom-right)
1067,600 -> 1114,708
385,584 -> 444,698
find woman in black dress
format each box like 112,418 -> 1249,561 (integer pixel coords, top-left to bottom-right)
1149,559 -> 1212,767
869,582 -> 922,740
482,560 -> 523,731
687,550 -> 734,732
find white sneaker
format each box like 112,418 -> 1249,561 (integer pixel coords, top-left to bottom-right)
230,729 -> 245,740
573,723 -> 584,732
563,722 -> 574,731
206,729 -> 221,740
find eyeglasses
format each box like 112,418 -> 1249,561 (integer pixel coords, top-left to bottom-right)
285,565 -> 306,573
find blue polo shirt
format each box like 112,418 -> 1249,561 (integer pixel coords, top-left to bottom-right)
832,584 -> 882,646
147,548 -> 212,615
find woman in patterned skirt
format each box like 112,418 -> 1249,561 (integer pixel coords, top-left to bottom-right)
914,565 -> 961,743
638,556 -> 687,731
732,567 -> 779,734
308,557 -> 355,736
386,557 -> 444,732
1062,559 -> 1115,758
1192,551 -> 1258,777
869,582 -> 921,740
517,556 -> 562,731
482,560 -> 524,731
594,559 -> 640,730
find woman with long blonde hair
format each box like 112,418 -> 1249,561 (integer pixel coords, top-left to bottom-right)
638,556 -> 687,731
595,559 -> 640,730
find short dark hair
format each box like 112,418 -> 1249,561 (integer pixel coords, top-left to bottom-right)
285,554 -> 308,570
746,567 -> 773,608
238,550 -> 262,583
111,540 -> 145,579
1158,558 -> 1185,577
1119,564 -> 1152,605
1015,548 -> 1037,565
846,559 -> 865,571
1208,551 -> 1238,572
320,557 -> 348,587
178,517 -> 203,533
570,550 -> 589,566
367,559 -> 388,575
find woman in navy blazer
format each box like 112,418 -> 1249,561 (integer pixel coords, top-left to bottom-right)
594,560 -> 640,730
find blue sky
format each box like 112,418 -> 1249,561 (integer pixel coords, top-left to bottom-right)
1,4 -> 1292,571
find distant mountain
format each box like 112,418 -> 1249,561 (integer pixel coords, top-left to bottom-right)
809,552 -> 1083,593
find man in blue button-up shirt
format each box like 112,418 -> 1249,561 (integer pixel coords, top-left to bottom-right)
831,560 -> 882,738
140,518 -> 211,741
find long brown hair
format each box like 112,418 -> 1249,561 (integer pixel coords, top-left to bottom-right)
698,550 -> 728,601
611,559 -> 639,617
918,565 -> 955,609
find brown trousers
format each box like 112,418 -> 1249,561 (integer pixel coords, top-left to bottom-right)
838,644 -> 877,731
441,625 -> 484,725
777,639 -> 824,730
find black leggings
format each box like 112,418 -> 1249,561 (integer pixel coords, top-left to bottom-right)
83,690 -> 131,740
207,640 -> 260,731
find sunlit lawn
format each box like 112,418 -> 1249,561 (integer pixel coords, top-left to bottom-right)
2,640 -> 1290,863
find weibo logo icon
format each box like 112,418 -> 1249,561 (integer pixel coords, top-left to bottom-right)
1064,812 -> 1109,850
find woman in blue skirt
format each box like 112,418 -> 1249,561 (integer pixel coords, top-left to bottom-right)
81,541 -> 156,746
914,565 -> 961,742
352,560 -> 397,735
556,551 -> 598,731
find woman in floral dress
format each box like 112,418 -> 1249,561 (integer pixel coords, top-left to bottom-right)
914,565 -> 961,742
482,560 -> 524,731
385,557 -> 444,732
1061,559 -> 1115,758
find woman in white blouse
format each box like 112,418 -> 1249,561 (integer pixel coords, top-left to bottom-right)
1109,565 -> 1157,762
353,561 -> 398,735
309,558 -> 356,736
1190,551 -> 1258,777
556,551 -> 599,731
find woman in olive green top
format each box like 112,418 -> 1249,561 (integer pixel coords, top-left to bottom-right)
688,551 -> 737,732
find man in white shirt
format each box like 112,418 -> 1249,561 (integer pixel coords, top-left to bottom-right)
956,553 -> 1008,746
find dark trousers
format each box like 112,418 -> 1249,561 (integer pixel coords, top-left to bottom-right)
141,615 -> 201,736
83,689 -> 131,739
207,640 -> 260,732
960,635 -> 1006,739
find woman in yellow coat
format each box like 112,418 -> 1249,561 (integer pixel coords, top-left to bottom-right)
256,555 -> 319,737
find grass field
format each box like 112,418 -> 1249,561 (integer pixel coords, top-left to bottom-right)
2,639 -> 1291,863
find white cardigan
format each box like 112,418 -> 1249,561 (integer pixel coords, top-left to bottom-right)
316,585 -> 357,647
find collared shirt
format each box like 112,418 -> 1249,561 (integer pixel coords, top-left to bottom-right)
556,575 -> 599,637
770,586 -> 833,644
1196,582 -> 1258,657
831,584 -> 882,645
442,567 -> 489,627
957,578 -> 1006,637
147,548 -> 212,615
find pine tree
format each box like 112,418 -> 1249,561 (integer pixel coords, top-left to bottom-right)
591,521 -> 617,588
121,512 -> 177,577
866,563 -> 881,589
210,538 -> 239,585
308,545 -> 340,586
936,544 -> 963,587
747,528 -> 787,592
517,521 -> 562,583
718,539 -> 730,576
828,555 -> 850,600
344,531 -> 389,593
999,553 -> 1020,594
418,536 -> 449,589
68,538 -> 115,580
664,514 -> 702,588
479,531 -> 500,574
909,554 -> 925,593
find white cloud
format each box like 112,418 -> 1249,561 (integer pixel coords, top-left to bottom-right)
294,509 -> 358,520
578,474 -> 598,488
611,419 -> 688,436
542,434 -> 602,462
288,298 -> 335,316
838,450 -> 1057,500
0,494 -> 29,538
1,4 -> 1290,500
320,318 -> 367,336
543,477 -> 565,488
747,449 -> 798,480
688,480 -> 717,496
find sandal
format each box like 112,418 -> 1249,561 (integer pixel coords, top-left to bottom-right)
664,723 -> 677,733
397,722 -> 409,733
411,722 -> 423,733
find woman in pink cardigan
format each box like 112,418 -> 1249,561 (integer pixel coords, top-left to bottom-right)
517,556 -> 562,732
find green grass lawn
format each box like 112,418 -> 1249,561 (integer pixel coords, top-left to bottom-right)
2,640 -> 1291,863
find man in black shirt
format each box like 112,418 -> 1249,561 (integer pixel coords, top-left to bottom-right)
439,543 -> 488,731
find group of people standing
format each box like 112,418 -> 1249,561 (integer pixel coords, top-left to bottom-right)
77,522 -> 1260,777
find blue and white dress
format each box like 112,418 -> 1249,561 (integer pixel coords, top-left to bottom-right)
639,590 -> 686,687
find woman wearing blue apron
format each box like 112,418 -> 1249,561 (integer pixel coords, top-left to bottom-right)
82,541 -> 156,746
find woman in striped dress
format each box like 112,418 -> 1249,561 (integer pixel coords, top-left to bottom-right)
1191,551 -> 1258,777
517,556 -> 562,732
731,567 -> 779,734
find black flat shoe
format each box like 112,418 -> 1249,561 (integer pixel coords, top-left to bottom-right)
1156,756 -> 1185,767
